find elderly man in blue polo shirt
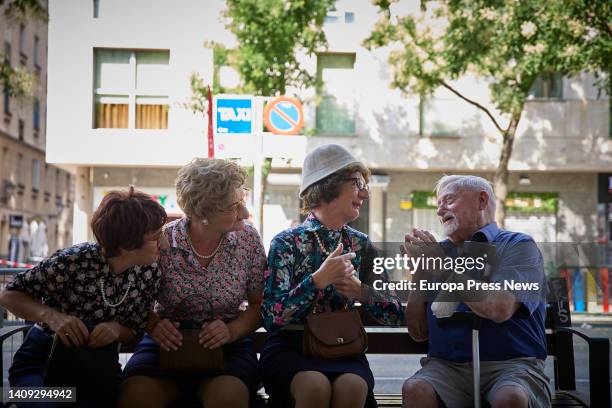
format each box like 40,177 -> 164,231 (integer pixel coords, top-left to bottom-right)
402,175 -> 550,408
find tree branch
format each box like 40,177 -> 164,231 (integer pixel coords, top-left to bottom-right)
440,81 -> 505,134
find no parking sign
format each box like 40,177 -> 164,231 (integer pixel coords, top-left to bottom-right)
263,96 -> 304,135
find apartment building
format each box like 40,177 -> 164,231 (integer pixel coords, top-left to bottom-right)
0,0 -> 73,262
46,0 -> 611,253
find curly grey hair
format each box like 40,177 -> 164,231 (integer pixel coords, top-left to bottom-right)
176,158 -> 246,220
435,175 -> 496,222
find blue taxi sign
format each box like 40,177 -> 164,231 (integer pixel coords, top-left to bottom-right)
213,95 -> 254,135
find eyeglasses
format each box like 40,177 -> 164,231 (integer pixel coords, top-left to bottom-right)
219,198 -> 247,214
218,188 -> 250,214
345,177 -> 369,192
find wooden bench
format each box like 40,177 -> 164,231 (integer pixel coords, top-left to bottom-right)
1,277 -> 609,407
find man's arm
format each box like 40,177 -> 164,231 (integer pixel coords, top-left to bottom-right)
458,239 -> 542,323
465,290 -> 520,323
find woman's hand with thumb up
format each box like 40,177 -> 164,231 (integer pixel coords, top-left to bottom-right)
312,243 -> 356,289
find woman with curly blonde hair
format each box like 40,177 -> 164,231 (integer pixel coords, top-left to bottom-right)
121,158 -> 266,408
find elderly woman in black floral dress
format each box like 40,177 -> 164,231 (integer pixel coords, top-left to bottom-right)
0,187 -> 166,407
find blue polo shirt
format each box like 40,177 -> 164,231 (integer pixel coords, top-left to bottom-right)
427,223 -> 547,362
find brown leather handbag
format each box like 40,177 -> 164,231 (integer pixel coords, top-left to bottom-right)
302,230 -> 368,359
159,328 -> 225,375
303,308 -> 368,360
157,294 -> 225,375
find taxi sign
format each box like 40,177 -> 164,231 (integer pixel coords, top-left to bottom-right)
214,95 -> 254,135
263,96 -> 304,135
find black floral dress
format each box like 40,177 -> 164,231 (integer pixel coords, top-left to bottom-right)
6,242 -> 161,405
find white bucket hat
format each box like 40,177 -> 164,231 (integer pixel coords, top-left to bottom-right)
299,144 -> 363,197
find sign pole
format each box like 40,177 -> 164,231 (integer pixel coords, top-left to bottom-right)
251,97 -> 265,233
207,86 -> 214,158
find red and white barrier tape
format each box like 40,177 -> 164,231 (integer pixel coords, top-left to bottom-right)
0,259 -> 34,268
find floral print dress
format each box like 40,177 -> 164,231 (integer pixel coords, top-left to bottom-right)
262,213 -> 403,332
6,242 -> 161,332
155,218 -> 266,323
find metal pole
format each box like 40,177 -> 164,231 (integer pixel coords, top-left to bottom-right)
251,97 -> 265,234
472,328 -> 480,408
253,153 -> 262,234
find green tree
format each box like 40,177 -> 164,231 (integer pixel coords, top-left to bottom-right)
0,0 -> 47,98
365,0 -> 611,226
223,0 -> 334,96
189,0 -> 335,233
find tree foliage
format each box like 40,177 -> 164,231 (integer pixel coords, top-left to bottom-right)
366,0 -> 610,116
0,0 -> 47,98
222,0 -> 335,96
189,0 -> 335,233
365,0 -> 611,224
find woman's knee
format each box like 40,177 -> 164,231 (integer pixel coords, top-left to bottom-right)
198,375 -> 249,408
291,371 -> 332,404
119,376 -> 179,408
331,373 -> 368,407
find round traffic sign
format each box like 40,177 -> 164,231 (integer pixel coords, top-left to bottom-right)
263,96 -> 304,135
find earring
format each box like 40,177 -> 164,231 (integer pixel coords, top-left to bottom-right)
201,218 -> 209,225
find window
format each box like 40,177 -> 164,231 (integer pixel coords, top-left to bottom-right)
325,9 -> 354,24
33,35 -> 40,67
17,153 -> 24,190
93,0 -> 100,18
18,24 -> 26,61
33,99 -> 40,131
2,87 -> 9,115
316,53 -> 356,135
32,159 -> 40,191
3,41 -> 11,64
94,49 -> 170,129
324,10 -> 340,24
18,119 -> 24,141
3,42 -> 10,115
529,73 -> 563,99
2,147 -> 8,173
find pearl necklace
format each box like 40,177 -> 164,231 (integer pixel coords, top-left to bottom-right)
99,276 -> 132,308
188,231 -> 224,259
313,230 -> 338,258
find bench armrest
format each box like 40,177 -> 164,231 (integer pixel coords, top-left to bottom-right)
556,327 -> 610,407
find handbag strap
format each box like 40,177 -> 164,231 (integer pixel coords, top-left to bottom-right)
162,292 -> 217,327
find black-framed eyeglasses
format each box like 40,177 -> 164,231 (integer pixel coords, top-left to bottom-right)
345,177 -> 369,192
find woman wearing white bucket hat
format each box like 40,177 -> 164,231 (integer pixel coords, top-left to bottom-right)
260,144 -> 403,407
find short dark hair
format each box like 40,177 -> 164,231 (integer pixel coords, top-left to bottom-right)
91,186 -> 167,257
300,164 -> 370,214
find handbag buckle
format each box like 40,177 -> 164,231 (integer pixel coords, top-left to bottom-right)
337,337 -> 344,343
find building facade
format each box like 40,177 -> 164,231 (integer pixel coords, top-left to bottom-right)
0,0 -> 73,263
46,0 -> 611,256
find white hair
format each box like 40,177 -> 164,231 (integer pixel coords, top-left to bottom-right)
435,175 -> 496,222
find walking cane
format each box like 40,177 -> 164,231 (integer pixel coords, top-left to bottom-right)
437,311 -> 483,408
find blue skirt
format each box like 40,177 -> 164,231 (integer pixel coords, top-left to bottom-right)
9,326 -> 119,408
123,333 -> 260,396
260,330 -> 377,408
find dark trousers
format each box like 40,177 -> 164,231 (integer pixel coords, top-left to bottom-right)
8,326 -> 117,408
